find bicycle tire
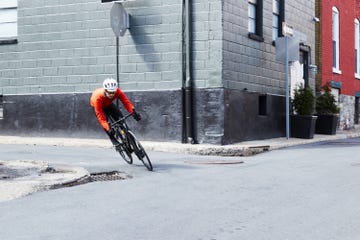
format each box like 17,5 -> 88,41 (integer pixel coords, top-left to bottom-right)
117,144 -> 133,164
108,115 -> 133,164
114,127 -> 133,164
128,131 -> 153,171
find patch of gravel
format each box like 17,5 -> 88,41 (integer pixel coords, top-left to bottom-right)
0,160 -> 89,202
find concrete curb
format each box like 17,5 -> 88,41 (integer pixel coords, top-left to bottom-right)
0,130 -> 360,157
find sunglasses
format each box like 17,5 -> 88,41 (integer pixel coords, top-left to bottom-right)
106,90 -> 115,95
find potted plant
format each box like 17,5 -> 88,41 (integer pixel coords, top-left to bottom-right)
315,82 -> 339,135
290,84 -> 317,139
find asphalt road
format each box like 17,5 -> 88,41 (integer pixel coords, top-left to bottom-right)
1,139 -> 360,240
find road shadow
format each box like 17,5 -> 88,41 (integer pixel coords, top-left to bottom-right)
151,162 -> 199,172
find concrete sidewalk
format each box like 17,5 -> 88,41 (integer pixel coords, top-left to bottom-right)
0,127 -> 360,156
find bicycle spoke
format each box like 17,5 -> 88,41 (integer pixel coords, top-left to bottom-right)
128,131 -> 153,171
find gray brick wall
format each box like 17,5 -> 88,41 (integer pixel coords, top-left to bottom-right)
0,0 -> 317,144
192,0 -> 223,88
0,1 -> 165,94
0,0 -> 225,95
222,0 -> 316,95
0,0 -> 314,94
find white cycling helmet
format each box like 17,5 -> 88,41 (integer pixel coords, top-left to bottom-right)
103,78 -> 117,92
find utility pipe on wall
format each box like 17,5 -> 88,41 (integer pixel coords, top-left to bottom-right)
182,0 -> 196,144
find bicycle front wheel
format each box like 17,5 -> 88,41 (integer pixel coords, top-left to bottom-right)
128,131 -> 153,171
117,144 -> 133,164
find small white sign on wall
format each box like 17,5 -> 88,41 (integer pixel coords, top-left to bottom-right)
282,22 -> 294,37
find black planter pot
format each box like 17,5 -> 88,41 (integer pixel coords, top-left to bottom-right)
290,115 -> 318,139
315,114 -> 339,135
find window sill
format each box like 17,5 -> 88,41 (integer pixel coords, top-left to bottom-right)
0,39 -> 18,45
248,33 -> 264,42
355,73 -> 360,79
332,68 -> 342,75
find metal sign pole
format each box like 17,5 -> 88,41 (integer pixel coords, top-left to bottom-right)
281,22 -> 294,140
285,36 -> 290,139
116,36 -> 119,87
116,36 -> 119,107
110,2 -> 129,107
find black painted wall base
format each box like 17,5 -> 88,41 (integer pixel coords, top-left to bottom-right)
0,90 -> 183,142
194,88 -> 286,144
0,88 -> 286,145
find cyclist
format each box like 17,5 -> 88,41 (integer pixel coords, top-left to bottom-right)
90,78 -> 141,149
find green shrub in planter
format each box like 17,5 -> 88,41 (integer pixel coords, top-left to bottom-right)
315,82 -> 339,135
290,84 -> 317,139
292,84 -> 315,115
316,83 -> 339,114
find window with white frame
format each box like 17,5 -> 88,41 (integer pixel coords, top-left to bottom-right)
248,0 -> 257,33
332,7 -> 340,73
355,19 -> 360,77
272,0 -> 280,41
0,0 -> 17,41
272,0 -> 284,41
248,0 -> 263,41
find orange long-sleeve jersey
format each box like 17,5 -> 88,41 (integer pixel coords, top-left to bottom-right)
90,88 -> 134,131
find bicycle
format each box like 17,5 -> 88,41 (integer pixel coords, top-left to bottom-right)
108,112 -> 153,171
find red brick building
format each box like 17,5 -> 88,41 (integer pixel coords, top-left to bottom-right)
317,0 -> 360,129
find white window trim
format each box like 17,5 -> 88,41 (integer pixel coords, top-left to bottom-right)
0,0 -> 17,8
355,19 -> 360,75
272,0 -> 280,41
332,7 -> 340,73
333,68 -> 342,74
0,0 -> 17,41
248,1 -> 257,33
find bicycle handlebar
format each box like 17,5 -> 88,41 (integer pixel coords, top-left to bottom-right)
109,112 -> 134,127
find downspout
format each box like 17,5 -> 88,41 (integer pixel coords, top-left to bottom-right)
182,0 -> 196,144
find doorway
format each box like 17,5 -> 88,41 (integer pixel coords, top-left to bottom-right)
355,97 -> 359,124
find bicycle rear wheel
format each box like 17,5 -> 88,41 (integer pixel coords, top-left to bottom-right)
128,131 -> 153,171
108,116 -> 133,164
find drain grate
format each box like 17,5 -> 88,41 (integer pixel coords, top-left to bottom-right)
89,171 -> 127,182
51,171 -> 130,189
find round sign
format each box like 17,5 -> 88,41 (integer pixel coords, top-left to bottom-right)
110,3 -> 128,37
